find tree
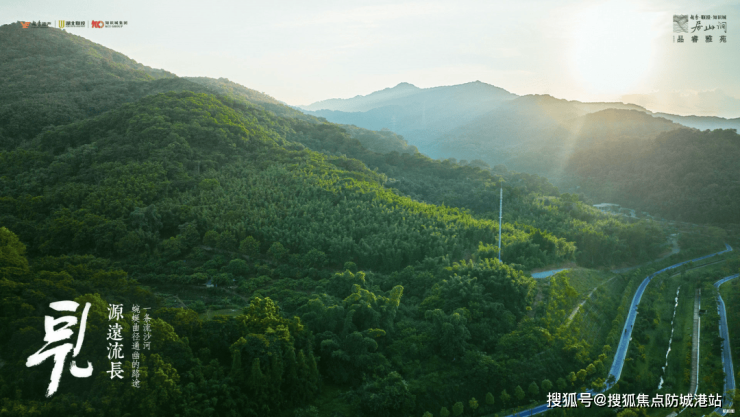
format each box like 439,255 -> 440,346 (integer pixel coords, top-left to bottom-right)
591,378 -> 606,391
213,273 -> 231,287
556,377 -> 567,391
577,369 -> 587,382
485,392 -> 495,406
178,221 -> 201,249
423,412 -> 433,417
268,241 -> 288,262
239,236 -> 260,257
203,230 -> 219,247
137,353 -> 183,417
160,236 -> 185,259
452,401 -> 464,416
356,372 -> 414,416
469,397 -> 479,414
594,359 -> 605,374
344,261 -> 358,272
500,389 -> 511,407
586,363 -> 596,376
0,227 -> 28,270
248,358 -> 269,413
514,385 -> 525,403
567,371 -> 577,385
224,258 -> 250,276
217,231 -> 237,251
191,300 -> 206,313
541,379 -> 553,393
199,178 -> 220,191
528,381 -> 539,398
425,308 -> 471,358
440,407 -> 450,417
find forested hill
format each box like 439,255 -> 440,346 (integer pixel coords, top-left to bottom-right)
0,22 -> 664,269
0,23 -> 669,417
0,88 -> 659,417
0,22 -> 417,156
5,91 -> 554,270
301,81 -> 740,225
431,98 -> 678,168
0,22 -> 666,275
0,89 -> 571,416
491,109 -> 681,180
565,127 -> 740,224
0,22 -> 174,143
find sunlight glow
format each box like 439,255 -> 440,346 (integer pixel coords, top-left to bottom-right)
571,1 -> 655,96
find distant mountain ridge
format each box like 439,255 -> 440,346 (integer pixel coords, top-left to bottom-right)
302,82 -> 422,112
299,81 -> 518,157
623,90 -> 740,119
653,112 -> 740,131
298,81 -> 737,176
298,81 -> 740,225
301,80 -> 515,113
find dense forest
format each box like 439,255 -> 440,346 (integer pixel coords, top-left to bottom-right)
304,80 -> 740,227
0,23 -> 409,157
0,89 -> 627,416
0,21 -> 728,417
564,127 -> 740,225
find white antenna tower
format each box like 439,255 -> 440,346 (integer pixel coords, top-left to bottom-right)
498,187 -> 502,262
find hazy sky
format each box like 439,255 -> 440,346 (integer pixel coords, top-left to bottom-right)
3,0 -> 739,115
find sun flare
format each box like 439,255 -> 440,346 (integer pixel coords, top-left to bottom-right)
571,1 -> 655,96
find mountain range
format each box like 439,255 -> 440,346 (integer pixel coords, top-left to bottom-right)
298,81 -> 740,224
299,82 -> 740,171
623,89 -> 740,120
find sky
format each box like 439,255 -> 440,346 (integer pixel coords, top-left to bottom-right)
3,0 -> 740,117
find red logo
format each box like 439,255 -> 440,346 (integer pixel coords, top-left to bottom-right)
91,20 -> 104,28
20,21 -> 30,29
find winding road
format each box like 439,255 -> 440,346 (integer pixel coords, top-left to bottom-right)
501,244 -> 734,417
606,244 -> 733,389
709,273 -> 738,416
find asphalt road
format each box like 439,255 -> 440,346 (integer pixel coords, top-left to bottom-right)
531,268 -> 570,279
500,244 -> 734,417
709,273 -> 738,416
606,243 -> 733,389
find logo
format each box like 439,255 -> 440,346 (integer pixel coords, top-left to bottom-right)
20,21 -> 51,29
92,20 -> 104,28
673,15 -> 688,33
58,20 -> 65,28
